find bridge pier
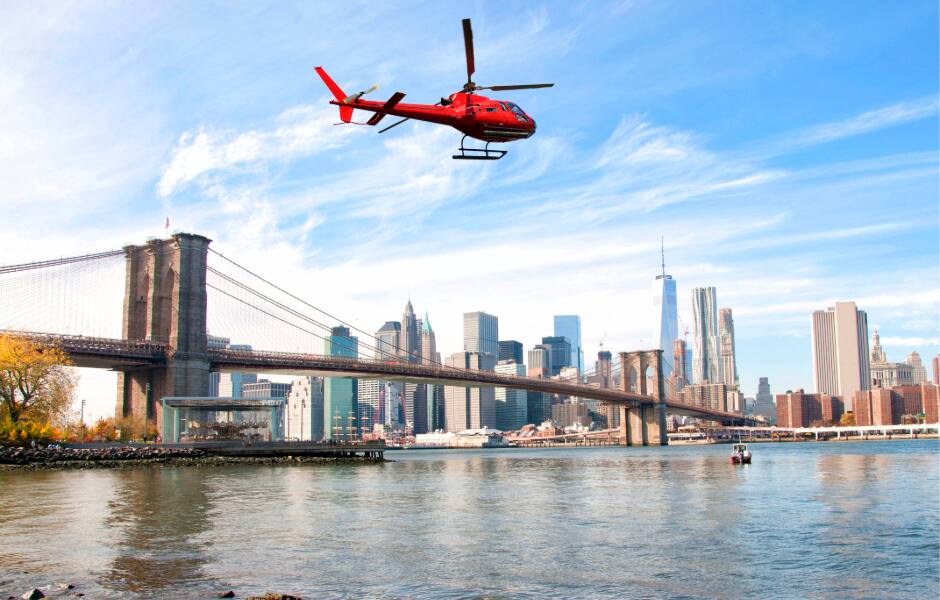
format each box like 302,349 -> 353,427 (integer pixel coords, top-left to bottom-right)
115,234 -> 211,430
617,350 -> 667,446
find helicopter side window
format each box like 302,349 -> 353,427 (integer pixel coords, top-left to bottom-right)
485,107 -> 498,112
499,102 -> 509,112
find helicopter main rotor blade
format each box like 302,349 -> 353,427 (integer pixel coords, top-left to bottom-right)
476,83 -> 555,91
378,117 -> 410,133
462,18 -> 475,85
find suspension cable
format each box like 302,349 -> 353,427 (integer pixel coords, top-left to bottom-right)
0,249 -> 123,275
207,251 -> 593,385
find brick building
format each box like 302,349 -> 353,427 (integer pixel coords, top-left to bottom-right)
924,384 -> 939,424
854,388 -> 902,426
775,390 -> 841,427
892,383 -> 940,423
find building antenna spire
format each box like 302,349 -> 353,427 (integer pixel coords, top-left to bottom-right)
661,236 -> 666,278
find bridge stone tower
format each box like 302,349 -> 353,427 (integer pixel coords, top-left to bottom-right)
618,350 -> 668,446
115,233 -> 211,428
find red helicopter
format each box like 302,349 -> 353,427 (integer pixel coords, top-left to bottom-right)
314,18 -> 553,160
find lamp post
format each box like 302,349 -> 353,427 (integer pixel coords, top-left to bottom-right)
80,398 -> 86,442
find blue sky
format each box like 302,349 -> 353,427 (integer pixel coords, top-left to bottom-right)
1,1 -> 937,420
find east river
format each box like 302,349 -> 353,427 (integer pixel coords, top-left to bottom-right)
1,441 -> 938,599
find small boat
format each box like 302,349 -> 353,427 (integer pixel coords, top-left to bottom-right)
730,443 -> 752,464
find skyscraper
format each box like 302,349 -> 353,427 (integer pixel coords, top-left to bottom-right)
324,326 -> 359,440
553,315 -> 583,373
400,303 -> 426,433
419,310 -> 441,434
541,336 -> 571,376
670,339 -> 689,398
242,379 -> 292,399
526,391 -> 550,425
286,376 -> 324,441
528,345 -> 552,377
401,300 -> 420,362
498,340 -> 524,364
596,350 -> 613,382
753,377 -> 775,423
375,321 -> 401,359
691,287 -> 721,384
421,311 -> 438,366
219,372 -> 258,398
444,351 -> 496,431
357,378 -> 382,432
907,351 -> 927,384
463,311 -> 499,358
811,301 -> 870,411
495,361 -> 528,431
718,308 -> 739,386
651,245 -> 678,379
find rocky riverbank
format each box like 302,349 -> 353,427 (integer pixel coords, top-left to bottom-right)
0,446 -> 385,470
1,581 -> 303,599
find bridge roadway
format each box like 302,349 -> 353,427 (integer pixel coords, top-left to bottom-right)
3,330 -> 748,423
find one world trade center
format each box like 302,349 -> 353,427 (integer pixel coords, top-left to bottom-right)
651,241 -> 678,379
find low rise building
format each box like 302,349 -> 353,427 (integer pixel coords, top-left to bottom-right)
551,401 -> 591,428
413,428 -> 508,448
676,383 -> 741,414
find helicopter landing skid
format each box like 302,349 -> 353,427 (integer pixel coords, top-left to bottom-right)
452,137 -> 507,160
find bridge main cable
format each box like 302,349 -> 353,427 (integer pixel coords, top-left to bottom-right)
0,249 -> 124,275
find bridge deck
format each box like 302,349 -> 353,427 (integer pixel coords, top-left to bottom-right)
3,331 -> 749,423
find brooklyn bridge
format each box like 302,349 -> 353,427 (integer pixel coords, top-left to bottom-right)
0,233 -> 751,446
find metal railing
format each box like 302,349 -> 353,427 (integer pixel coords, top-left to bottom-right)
0,330 -> 168,361
210,347 -> 649,407
1,330 -> 748,420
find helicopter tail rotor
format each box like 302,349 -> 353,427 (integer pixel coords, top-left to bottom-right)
343,84 -> 379,104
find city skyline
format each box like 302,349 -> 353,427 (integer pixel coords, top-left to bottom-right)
1,2 -> 937,422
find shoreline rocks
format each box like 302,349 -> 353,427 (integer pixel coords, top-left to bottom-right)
0,446 -> 385,471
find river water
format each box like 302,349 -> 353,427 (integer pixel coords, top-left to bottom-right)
1,441 -> 937,599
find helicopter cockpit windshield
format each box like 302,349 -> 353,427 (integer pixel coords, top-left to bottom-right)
506,102 -> 531,124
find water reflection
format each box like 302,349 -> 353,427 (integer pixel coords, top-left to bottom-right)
101,468 -> 214,594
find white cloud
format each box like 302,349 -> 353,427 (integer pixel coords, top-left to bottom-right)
157,101 -> 361,196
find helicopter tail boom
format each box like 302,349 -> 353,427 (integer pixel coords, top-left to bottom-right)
314,66 -> 353,123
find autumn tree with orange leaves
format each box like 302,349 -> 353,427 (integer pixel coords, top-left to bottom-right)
0,334 -> 76,425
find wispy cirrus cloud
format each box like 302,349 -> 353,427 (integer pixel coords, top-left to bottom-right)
750,96 -> 939,158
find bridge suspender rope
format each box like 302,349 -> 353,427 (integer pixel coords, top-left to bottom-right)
208,269 -> 610,387
208,249 -> 604,386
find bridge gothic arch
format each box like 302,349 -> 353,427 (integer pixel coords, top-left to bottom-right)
618,350 -> 667,447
